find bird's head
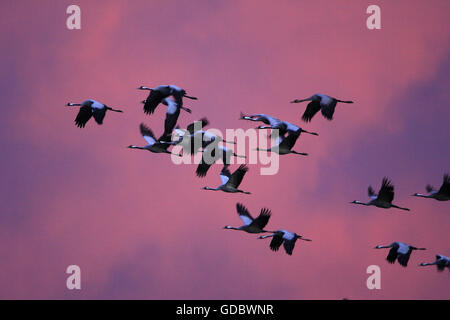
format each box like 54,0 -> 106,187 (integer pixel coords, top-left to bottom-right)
374,245 -> 383,249
350,200 -> 358,204
223,226 -> 233,230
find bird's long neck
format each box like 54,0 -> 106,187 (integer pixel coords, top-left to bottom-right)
204,187 -> 219,191
413,193 -> 430,198
224,226 -> 240,230
352,201 -> 369,206
376,245 -> 392,249
420,262 -> 436,266
128,145 -> 146,150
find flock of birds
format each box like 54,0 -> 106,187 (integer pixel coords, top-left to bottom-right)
67,85 -> 449,271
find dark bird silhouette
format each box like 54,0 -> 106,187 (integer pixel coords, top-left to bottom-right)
196,144 -> 246,178
259,230 -> 312,255
255,129 -> 308,156
420,254 -> 450,272
203,165 -> 251,194
413,174 -> 450,201
240,112 -> 318,138
291,94 -> 353,122
224,203 -> 273,233
127,123 -> 181,156
375,242 -> 426,267
351,177 -> 410,211
138,84 -> 197,115
67,100 -> 123,128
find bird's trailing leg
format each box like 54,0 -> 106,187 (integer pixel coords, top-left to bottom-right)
391,204 -> 410,211
290,150 -> 308,156
301,129 -> 319,136
183,94 -> 198,100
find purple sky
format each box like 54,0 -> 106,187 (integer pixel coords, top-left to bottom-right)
0,0 -> 449,299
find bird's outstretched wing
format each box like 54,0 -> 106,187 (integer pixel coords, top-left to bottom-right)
368,186 -> 376,197
397,253 -> 411,267
377,178 -> 394,203
250,208 -> 271,230
438,174 -> 450,196
220,166 -> 231,185
320,99 -> 337,120
227,165 -> 249,188
278,130 -> 301,150
283,238 -> 298,255
386,244 -> 399,264
140,123 -> 156,145
92,108 -> 107,125
236,203 -> 253,226
187,118 -> 209,134
302,101 -> 321,122
75,105 -> 92,128
144,90 -> 164,115
196,147 -> 216,178
269,233 -> 284,252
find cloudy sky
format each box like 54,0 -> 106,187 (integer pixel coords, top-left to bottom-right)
0,0 -> 448,299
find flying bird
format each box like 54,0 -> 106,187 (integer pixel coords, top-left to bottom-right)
223,203 -> 272,233
420,254 -> 450,272
196,144 -> 246,178
290,94 -> 353,122
259,230 -> 312,256
374,242 -> 426,267
203,165 -> 251,194
138,84 -> 197,115
240,113 -> 318,138
412,174 -> 450,201
167,118 -> 235,155
67,100 -> 123,128
127,123 -> 181,156
255,129 -> 308,156
351,178 -> 410,211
